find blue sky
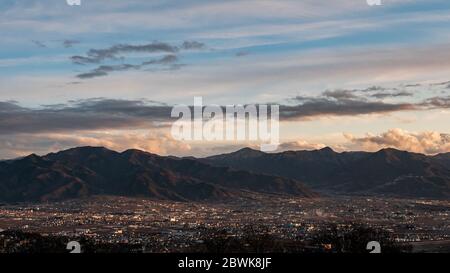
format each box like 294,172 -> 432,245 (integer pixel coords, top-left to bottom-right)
1,0 -> 450,157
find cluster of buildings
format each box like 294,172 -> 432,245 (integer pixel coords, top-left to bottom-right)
0,195 -> 448,252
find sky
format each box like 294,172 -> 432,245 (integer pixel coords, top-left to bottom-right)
1,0 -> 450,158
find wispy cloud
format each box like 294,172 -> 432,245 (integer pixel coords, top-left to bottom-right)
70,41 -> 204,78
71,41 -> 202,65
71,42 -> 179,65
31,40 -> 46,48
370,91 -> 413,99
181,41 -> 205,50
76,54 -> 179,79
62,39 -> 80,48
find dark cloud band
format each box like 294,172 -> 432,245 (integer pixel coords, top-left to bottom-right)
0,99 -> 173,135
2,89 -> 450,134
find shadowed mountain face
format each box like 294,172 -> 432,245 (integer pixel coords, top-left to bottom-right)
205,147 -> 450,199
0,147 -> 317,202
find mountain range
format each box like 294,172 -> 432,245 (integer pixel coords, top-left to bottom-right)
205,147 -> 450,199
0,146 -> 449,203
0,147 -> 316,202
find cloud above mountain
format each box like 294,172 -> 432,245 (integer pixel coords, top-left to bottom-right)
0,131 -> 191,159
0,99 -> 173,134
281,96 -> 416,120
344,128 -> 450,154
2,84 -> 450,136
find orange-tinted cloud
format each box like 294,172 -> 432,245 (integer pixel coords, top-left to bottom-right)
344,128 -> 450,154
0,132 -> 192,159
277,140 -> 327,152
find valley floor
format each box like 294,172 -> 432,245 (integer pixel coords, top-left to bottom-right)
0,195 -> 448,253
